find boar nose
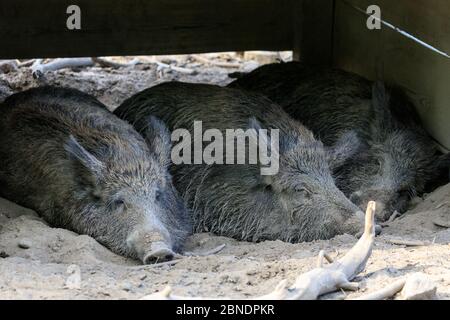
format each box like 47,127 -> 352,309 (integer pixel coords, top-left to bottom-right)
350,191 -> 363,205
143,242 -> 175,264
374,201 -> 387,220
355,210 -> 365,221
126,228 -> 174,264
354,209 -> 382,236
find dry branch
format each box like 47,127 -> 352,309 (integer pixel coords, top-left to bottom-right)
150,259 -> 182,268
354,273 -> 437,300
18,59 -> 36,67
31,58 -> 94,78
184,244 -> 226,257
401,273 -> 437,300
31,57 -> 140,78
380,211 -> 401,227
433,217 -> 450,228
91,57 -> 140,69
154,61 -> 197,75
354,279 -> 406,300
316,250 -> 334,267
387,239 -> 428,247
191,54 -> 241,68
138,56 -> 197,75
141,202 -> 378,300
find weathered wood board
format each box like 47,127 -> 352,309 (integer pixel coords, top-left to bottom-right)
334,0 -> 450,150
0,0 -> 293,59
293,0 -> 335,66
342,0 -> 450,55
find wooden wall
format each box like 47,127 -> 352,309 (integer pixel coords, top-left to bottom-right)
1,0 -> 449,149
333,0 -> 450,150
0,0 -> 293,59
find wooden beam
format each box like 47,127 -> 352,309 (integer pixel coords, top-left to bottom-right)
293,0 -> 335,66
0,0 -> 293,59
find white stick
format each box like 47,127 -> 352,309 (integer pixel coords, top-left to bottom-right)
387,239 -> 428,247
354,279 -> 406,300
192,54 -> 241,68
91,57 -> 140,69
31,58 -> 94,78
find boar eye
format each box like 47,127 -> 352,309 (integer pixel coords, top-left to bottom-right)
112,199 -> 126,211
295,187 -> 310,196
398,189 -> 411,199
155,190 -> 162,202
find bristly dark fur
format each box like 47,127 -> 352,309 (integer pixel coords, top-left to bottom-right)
230,62 -> 448,221
0,86 -> 190,260
115,82 -> 365,243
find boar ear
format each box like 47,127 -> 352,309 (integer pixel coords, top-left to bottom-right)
248,117 -> 279,178
248,117 -> 263,133
248,117 -> 271,152
437,152 -> 450,178
326,131 -> 361,171
142,116 -> 171,167
65,135 -> 104,186
372,81 -> 390,110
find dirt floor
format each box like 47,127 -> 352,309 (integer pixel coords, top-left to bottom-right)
0,53 -> 449,300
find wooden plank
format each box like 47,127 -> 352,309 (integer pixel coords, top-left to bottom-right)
0,0 -> 293,59
343,0 -> 450,56
293,0 -> 335,66
333,0 -> 450,150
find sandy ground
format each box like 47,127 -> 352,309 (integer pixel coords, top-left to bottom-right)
0,53 -> 449,300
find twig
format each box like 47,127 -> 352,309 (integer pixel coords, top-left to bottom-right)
31,58 -> 94,78
30,57 -> 141,79
184,244 -> 226,257
316,250 -> 334,268
387,239 -> 428,247
433,218 -> 450,229
400,273 -> 437,300
434,202 -> 449,210
154,61 -> 197,75
18,59 -> 36,67
139,57 -> 197,75
380,211 -> 401,227
354,279 -> 406,300
191,54 -> 241,68
91,57 -> 140,69
150,259 -> 182,268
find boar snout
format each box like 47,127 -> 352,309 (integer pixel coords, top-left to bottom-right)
350,210 -> 382,237
143,242 -> 175,265
341,210 -> 365,235
126,227 -> 174,264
